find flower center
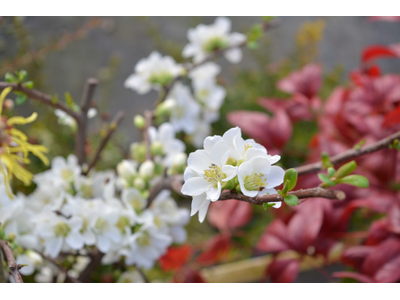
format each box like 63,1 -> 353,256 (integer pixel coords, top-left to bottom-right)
137,232 -> 151,247
203,37 -> 228,53
54,222 -> 71,237
149,72 -> 174,87
129,197 -> 144,212
204,164 -> 226,186
116,216 -> 130,233
244,172 -> 267,191
95,218 -> 108,232
81,184 -> 93,199
61,168 -> 74,181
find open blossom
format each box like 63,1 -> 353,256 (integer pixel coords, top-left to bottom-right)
124,51 -> 183,94
183,127 -> 285,223
182,17 -> 247,64
181,140 -> 237,201
148,122 -> 186,167
167,82 -> 201,134
36,214 -> 84,258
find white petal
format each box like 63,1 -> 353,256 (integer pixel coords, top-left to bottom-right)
198,199 -> 211,223
66,233 -> 84,250
266,166 -> 285,188
245,148 -> 268,161
191,193 -> 207,216
222,165 -> 238,181
224,48 -> 242,64
82,230 -> 96,246
215,16 -> 231,33
206,183 -> 221,202
97,235 -> 110,253
252,157 -> 272,175
181,177 -> 212,196
210,141 -> 231,166
203,135 -> 222,154
45,237 -> 63,258
187,150 -> 210,174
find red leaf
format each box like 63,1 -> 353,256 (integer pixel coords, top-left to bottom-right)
277,63 -> 322,98
362,238 -> 400,277
159,245 -> 192,271
257,220 -> 290,253
365,219 -> 391,246
286,199 -> 324,252
196,234 -> 231,266
342,246 -> 375,270
374,254 -> 400,283
383,104 -> 400,128
207,200 -> 252,232
266,259 -> 300,283
333,271 -> 374,283
388,203 -> 400,234
362,45 -> 399,63
268,108 -> 293,149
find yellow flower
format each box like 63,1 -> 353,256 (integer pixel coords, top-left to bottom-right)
0,87 -> 49,198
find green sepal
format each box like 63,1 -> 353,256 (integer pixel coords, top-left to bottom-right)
284,195 -> 299,206
234,184 -> 242,193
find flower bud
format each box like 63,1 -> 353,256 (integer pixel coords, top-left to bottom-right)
133,177 -> 146,190
130,142 -> 147,163
117,160 -> 137,179
155,98 -> 176,117
134,115 -> 146,130
150,141 -> 164,156
26,250 -> 43,266
139,160 -> 155,180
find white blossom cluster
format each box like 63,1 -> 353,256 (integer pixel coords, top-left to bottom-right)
181,127 -> 285,222
124,17 -> 246,147
0,153 -> 189,282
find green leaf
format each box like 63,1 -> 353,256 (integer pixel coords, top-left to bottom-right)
354,139 -> 366,150
5,72 -> 17,83
283,168 -> 298,192
15,94 -> 27,105
328,167 -> 335,177
284,195 -> 299,206
334,161 -> 357,179
18,70 -> 27,81
321,152 -> 333,169
277,190 -> 282,196
247,41 -> 259,49
318,173 -> 336,187
336,175 -> 369,188
263,202 -> 277,210
281,179 -> 290,196
64,92 -> 75,107
22,81 -> 34,89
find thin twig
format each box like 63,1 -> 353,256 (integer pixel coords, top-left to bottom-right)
84,110 -> 124,174
218,187 -> 345,205
296,129 -> 400,175
76,78 -> 98,165
0,240 -> 23,283
38,252 -> 81,283
0,82 -> 78,120
77,249 -> 104,283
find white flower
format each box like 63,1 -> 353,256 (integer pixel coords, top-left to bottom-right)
167,82 -> 201,134
148,122 -> 186,167
87,108 -> 97,119
193,79 -> 226,123
189,62 -> 221,83
190,193 -> 211,223
124,226 -> 172,269
124,51 -> 183,94
181,140 -> 237,201
55,109 -> 77,129
74,171 -> 115,200
117,159 -> 138,187
182,17 -> 246,64
36,215 -> 84,258
91,208 -> 122,253
237,156 -> 285,198
139,160 -> 155,180
16,251 -> 43,276
122,188 -> 147,214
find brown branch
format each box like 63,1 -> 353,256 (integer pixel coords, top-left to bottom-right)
85,110 -> 124,174
0,240 -> 23,283
296,129 -> 400,175
76,78 -> 98,165
218,187 -> 345,205
0,82 -> 78,120
77,249 -> 104,283
38,252 -> 80,283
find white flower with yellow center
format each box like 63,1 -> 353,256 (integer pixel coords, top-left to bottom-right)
181,140 -> 237,201
91,208 -> 122,253
124,225 -> 172,269
238,156 -> 285,198
124,51 -> 183,94
182,17 -> 247,64
121,188 -> 147,214
36,214 -> 84,258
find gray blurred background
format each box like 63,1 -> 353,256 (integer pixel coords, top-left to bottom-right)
1,16 -> 400,143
